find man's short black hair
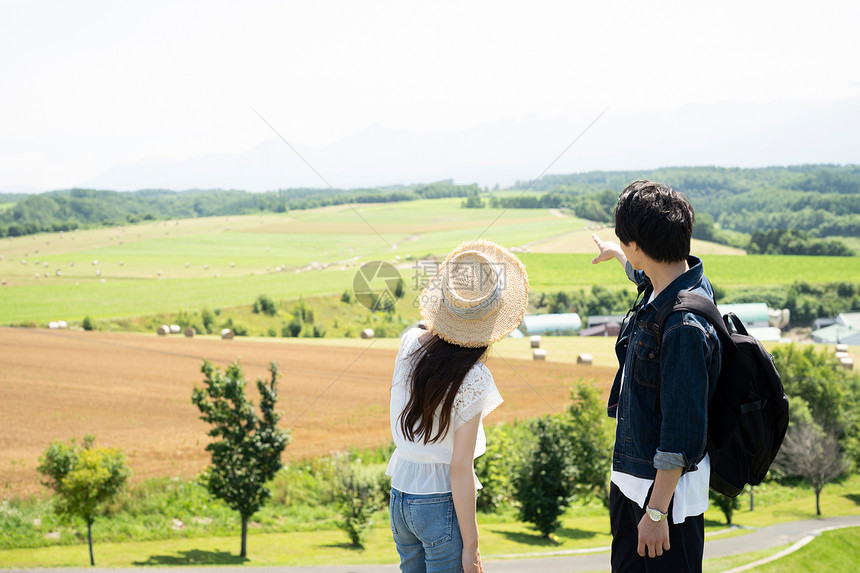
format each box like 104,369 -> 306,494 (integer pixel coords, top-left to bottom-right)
614,180 -> 694,263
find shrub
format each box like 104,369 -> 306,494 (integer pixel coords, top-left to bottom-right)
201,308 -> 216,333
253,294 -> 278,316
514,416 -> 575,538
475,422 -> 529,512
332,456 -> 384,548
710,489 -> 742,524
282,317 -> 302,338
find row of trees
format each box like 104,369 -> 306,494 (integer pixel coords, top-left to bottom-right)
0,182 -> 481,238
747,229 -> 855,256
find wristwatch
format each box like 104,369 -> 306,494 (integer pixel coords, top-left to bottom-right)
646,505 -> 668,522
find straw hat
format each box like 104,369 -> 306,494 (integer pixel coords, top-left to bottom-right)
420,240 -> 529,348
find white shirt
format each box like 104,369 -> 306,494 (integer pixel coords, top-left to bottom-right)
610,293 -> 710,524
386,328 -> 503,494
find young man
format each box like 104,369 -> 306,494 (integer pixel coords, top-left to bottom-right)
592,180 -> 722,573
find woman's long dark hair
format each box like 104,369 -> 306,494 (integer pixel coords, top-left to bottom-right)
399,332 -> 488,444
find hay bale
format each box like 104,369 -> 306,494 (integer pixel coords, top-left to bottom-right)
55,269 -> 62,277
184,327 -> 196,338
839,357 -> 854,370
58,321 -> 68,329
530,335 -> 542,349
836,344 -> 849,353
533,349 -> 547,361
577,353 -> 594,365
48,322 -> 60,329
361,328 -> 375,339
835,351 -> 850,359
1,279 -> 6,286
169,325 -> 181,334
221,329 -> 234,340
157,325 -> 170,336
92,260 -> 98,265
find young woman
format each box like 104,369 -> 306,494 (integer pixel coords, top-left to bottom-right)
387,240 -> 528,573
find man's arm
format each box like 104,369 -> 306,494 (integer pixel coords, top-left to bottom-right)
591,234 -> 628,268
637,467 -> 682,558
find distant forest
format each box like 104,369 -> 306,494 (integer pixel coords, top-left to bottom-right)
0,182 -> 479,238
508,164 -> 860,239
1,165 -> 858,256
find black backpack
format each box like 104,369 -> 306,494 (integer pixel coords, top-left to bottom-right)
653,291 -> 790,498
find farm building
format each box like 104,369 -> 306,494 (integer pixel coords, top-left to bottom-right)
716,303 -> 770,329
586,314 -> 626,329
714,303 -> 783,342
812,312 -> 860,346
521,313 -> 582,335
579,321 -> 621,337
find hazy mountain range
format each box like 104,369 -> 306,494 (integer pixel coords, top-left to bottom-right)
8,97 -> 860,194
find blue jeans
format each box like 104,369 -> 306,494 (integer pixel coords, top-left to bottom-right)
389,488 -> 463,573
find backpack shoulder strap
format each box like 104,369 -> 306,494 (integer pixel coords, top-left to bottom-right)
654,291 -> 733,349
652,291 -> 734,416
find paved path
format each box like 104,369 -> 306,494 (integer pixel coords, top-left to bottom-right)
8,515 -> 860,573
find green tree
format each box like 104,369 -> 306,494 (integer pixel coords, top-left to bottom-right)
772,343 -> 860,465
37,436 -> 130,566
461,195 -> 485,208
333,456 -> 384,548
563,385 -> 613,506
283,317 -> 302,337
514,416 -> 575,538
709,489 -> 742,524
253,294 -> 278,316
191,360 -> 291,558
201,307 -> 216,334
474,423 -> 522,512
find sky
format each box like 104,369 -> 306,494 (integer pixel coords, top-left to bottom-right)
2,0 -> 859,191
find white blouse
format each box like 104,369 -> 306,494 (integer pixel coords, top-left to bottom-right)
386,328 -> 504,495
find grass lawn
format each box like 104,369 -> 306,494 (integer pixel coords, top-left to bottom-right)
2,475 -> 858,568
751,526 -> 860,573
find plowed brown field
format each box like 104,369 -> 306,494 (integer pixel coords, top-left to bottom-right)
0,327 -> 614,498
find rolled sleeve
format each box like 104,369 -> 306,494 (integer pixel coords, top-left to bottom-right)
653,449 -> 688,471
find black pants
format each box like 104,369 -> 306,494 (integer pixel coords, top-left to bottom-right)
609,482 -> 704,573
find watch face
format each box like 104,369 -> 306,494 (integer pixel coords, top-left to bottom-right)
647,507 -> 666,522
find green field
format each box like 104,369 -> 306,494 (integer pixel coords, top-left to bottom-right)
0,199 -> 857,325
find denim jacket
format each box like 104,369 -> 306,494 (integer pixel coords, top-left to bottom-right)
607,256 -> 722,480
